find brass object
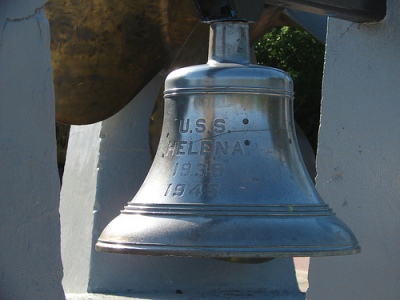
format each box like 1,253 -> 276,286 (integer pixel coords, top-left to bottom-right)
96,21 -> 360,259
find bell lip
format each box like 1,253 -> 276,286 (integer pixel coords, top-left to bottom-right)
95,241 -> 360,258
95,211 -> 360,259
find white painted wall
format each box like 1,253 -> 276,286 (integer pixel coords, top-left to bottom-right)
0,2 -> 65,300
308,0 -> 400,299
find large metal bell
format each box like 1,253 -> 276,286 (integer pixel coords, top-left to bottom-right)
96,21 -> 360,260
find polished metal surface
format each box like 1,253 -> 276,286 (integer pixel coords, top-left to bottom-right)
149,6 -> 297,157
97,21 -> 359,259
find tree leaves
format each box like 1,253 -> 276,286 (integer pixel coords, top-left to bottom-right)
255,27 -> 325,151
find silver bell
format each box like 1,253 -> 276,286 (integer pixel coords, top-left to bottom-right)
96,21 -> 360,260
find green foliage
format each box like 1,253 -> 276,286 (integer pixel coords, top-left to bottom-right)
254,27 -> 325,151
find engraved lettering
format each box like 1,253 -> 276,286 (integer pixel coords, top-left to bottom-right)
181,163 -> 191,176
165,183 -> 188,197
172,184 -> 186,197
172,163 -> 179,176
179,119 -> 190,133
215,140 -> 228,155
178,118 -> 227,135
205,183 -> 220,197
213,119 -> 226,133
232,141 -> 244,155
166,140 -> 244,156
166,141 -> 176,156
164,183 -> 172,196
176,141 -> 187,155
171,162 -> 224,178
166,183 -> 219,198
189,184 -> 202,196
196,163 -> 208,177
188,141 -> 199,155
200,140 -> 213,155
188,183 -> 220,198
195,119 -> 206,133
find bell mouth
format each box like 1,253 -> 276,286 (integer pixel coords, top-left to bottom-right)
95,203 -> 360,260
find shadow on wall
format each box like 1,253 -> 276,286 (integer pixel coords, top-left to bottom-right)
56,122 -> 70,183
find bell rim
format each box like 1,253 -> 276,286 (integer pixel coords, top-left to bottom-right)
96,212 -> 360,259
95,240 -> 360,258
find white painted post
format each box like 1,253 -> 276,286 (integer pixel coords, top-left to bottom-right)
0,3 -> 65,299
308,0 -> 400,298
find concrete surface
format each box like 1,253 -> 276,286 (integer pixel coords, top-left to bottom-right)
0,4 -> 65,300
307,0 -> 400,298
63,257 -> 309,299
